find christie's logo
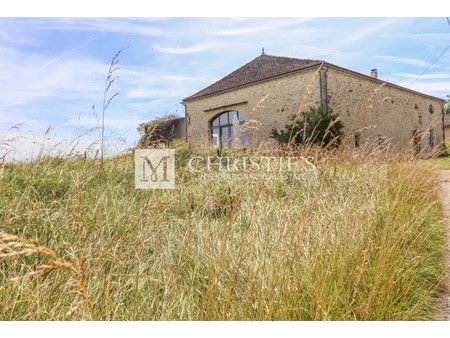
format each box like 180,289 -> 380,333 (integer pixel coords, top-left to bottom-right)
135,149 -> 175,189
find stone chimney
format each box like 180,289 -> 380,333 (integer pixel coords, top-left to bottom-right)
370,68 -> 378,79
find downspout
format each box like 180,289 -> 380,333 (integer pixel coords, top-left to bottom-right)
181,101 -> 188,143
319,66 -> 328,112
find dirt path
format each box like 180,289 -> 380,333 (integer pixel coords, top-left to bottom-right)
437,170 -> 450,320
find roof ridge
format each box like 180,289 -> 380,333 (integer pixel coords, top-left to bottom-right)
182,53 -> 444,103
184,53 -> 322,101
261,53 -> 322,63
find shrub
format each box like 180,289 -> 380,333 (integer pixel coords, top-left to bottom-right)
270,106 -> 344,147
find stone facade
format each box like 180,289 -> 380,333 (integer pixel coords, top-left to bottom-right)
185,68 -> 320,146
326,67 -> 444,152
183,54 -> 445,153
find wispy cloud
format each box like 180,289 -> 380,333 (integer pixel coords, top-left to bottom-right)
1,18 -> 166,37
338,18 -> 401,45
152,42 -> 221,54
127,88 -> 184,99
63,115 -> 146,130
60,18 -> 165,36
0,46 -> 106,108
210,18 -> 312,36
396,72 -> 450,80
121,66 -> 214,103
212,26 -> 268,36
371,55 -> 429,67
0,30 -> 37,46
402,81 -> 450,97
160,75 -> 215,82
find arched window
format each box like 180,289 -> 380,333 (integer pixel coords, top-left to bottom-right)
210,111 -> 247,148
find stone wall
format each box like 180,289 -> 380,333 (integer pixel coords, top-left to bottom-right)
185,66 -> 444,153
326,67 -> 444,153
185,68 -> 321,147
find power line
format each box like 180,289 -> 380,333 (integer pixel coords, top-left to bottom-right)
409,18 -> 450,86
409,45 -> 450,86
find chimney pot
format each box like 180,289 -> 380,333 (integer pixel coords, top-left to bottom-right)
371,68 -> 378,79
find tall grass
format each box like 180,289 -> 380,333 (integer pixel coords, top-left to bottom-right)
0,145 -> 447,320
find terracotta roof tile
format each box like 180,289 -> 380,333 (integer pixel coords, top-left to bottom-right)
183,53 -> 322,101
183,53 -> 445,103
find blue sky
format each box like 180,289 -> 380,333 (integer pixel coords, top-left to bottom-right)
1,16 -> 450,161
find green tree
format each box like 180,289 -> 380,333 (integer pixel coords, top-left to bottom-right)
270,106 -> 344,147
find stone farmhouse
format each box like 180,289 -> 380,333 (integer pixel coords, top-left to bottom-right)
182,51 -> 445,153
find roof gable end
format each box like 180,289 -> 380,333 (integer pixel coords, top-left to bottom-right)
183,54 -> 322,101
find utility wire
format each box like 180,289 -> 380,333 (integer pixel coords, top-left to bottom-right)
409,18 -> 450,86
409,45 -> 450,86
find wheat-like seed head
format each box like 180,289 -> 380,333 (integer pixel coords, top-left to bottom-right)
0,232 -> 57,260
0,231 -> 96,319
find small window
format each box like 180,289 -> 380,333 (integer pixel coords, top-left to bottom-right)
354,132 -> 360,148
428,104 -> 434,114
429,128 -> 435,148
377,134 -> 384,146
413,130 -> 421,154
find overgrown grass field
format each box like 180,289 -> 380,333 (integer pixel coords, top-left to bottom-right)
0,145 -> 447,320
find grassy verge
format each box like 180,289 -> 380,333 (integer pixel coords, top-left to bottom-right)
0,146 -> 447,320
429,141 -> 450,169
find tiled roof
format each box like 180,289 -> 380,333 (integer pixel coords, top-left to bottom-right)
183,52 -> 445,103
183,53 -> 322,101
